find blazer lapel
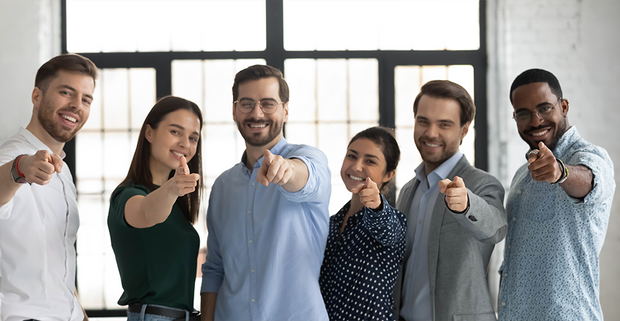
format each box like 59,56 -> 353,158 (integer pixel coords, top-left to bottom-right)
426,155 -> 470,316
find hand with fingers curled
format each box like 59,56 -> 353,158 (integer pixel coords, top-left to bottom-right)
438,176 -> 469,213
165,155 -> 200,197
257,149 -> 294,187
17,150 -> 64,185
351,177 -> 383,210
527,141 -> 562,184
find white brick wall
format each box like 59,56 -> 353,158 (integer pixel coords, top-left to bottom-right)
488,0 -> 620,319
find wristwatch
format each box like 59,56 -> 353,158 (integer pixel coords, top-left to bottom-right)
10,154 -> 29,184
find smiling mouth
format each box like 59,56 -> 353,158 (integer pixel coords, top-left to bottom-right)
171,151 -> 185,157
424,142 -> 441,147
349,174 -> 364,181
249,124 -> 267,128
530,129 -> 549,137
61,115 -> 77,123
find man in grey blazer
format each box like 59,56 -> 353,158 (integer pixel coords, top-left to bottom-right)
393,80 -> 507,321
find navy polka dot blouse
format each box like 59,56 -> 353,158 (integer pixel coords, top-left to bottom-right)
319,195 -> 407,321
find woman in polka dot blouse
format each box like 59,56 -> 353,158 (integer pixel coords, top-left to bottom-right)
319,127 -> 407,321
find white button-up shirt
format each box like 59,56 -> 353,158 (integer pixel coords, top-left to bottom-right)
0,128 -> 84,321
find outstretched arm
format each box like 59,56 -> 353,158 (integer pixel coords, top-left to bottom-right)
124,156 -> 199,228
0,150 -> 63,206
256,149 -> 308,192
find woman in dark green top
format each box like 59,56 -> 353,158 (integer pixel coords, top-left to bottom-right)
108,96 -> 203,320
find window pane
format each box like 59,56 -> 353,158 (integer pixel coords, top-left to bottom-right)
285,58 -> 379,215
67,1 -> 266,53
76,68 -> 156,309
284,0 -> 479,51
394,64 -> 475,194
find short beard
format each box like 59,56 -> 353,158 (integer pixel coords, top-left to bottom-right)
38,104 -> 80,143
237,118 -> 283,147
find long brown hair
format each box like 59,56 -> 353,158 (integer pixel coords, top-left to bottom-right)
115,95 -> 203,224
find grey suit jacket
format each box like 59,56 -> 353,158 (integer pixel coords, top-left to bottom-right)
393,155 -> 507,321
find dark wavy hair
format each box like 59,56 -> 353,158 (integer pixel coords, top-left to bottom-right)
232,64 -> 289,103
348,126 -> 401,194
35,53 -> 98,92
116,96 -> 203,224
413,80 -> 476,127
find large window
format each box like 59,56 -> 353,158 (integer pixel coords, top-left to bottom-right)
63,0 -> 486,315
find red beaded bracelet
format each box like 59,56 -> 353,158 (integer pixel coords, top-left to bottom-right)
15,155 -> 26,178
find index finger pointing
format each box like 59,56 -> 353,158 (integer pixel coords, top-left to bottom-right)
50,154 -> 63,173
452,176 -> 465,188
438,178 -> 452,193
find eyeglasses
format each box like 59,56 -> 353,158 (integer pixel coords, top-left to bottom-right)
234,98 -> 284,115
512,98 -> 562,125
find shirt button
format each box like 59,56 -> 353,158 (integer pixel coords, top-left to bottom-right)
248,211 -> 251,214
249,240 -> 253,244
512,217 -> 516,221
251,269 -> 255,273
503,273 -> 508,277
508,245 -> 511,249
252,299 -> 255,302
501,302 -> 506,306
252,182 -> 255,186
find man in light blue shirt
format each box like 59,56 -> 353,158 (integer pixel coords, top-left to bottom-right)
499,69 -> 615,321
200,65 -> 331,321
393,80 -> 507,321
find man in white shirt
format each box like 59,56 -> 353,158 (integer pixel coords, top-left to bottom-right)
0,53 -> 97,320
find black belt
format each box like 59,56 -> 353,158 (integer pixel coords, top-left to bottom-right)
128,303 -> 188,318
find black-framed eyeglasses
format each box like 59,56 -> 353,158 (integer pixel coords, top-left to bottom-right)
512,97 -> 562,125
234,98 -> 284,115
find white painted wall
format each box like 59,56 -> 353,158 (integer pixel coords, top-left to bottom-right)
0,0 -> 60,143
488,0 -> 620,319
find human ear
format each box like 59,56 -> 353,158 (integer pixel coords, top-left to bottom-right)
145,125 -> 154,143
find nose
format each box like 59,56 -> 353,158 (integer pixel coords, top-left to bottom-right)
528,111 -> 544,127
426,124 -> 439,138
352,159 -> 364,172
249,101 -> 264,117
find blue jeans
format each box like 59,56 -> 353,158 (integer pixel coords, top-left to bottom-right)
127,304 -> 190,321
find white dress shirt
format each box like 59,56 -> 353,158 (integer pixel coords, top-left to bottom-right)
0,128 -> 84,321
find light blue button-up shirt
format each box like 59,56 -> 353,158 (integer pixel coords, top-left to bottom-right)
201,138 -> 331,321
499,127 -> 615,321
400,151 -> 462,321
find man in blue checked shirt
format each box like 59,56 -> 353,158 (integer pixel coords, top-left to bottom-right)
200,65 -> 331,321
499,68 -> 615,321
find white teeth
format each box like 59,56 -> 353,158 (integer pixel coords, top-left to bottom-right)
425,142 -> 440,147
172,151 -> 184,157
250,124 -> 267,128
62,115 -> 77,123
531,130 -> 548,137
349,175 -> 364,181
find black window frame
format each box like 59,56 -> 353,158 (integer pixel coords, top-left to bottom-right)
62,0 -> 486,316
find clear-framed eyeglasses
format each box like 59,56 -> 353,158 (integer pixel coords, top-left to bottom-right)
512,97 -> 562,125
234,98 -> 284,115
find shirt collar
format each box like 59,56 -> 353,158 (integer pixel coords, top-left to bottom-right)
552,126 -> 578,159
415,150 -> 463,187
240,137 -> 288,169
18,127 -> 66,159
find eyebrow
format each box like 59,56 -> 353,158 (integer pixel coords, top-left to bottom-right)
58,84 -> 94,101
169,123 -> 199,136
348,149 -> 380,160
416,116 -> 455,124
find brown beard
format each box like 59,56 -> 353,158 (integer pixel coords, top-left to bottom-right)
37,102 -> 82,143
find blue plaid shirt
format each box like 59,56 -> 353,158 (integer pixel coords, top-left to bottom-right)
499,127 -> 615,321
